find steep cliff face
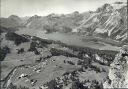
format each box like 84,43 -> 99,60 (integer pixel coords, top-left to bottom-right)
103,45 -> 128,88
78,2 -> 127,43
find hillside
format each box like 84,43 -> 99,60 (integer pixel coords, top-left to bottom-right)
0,30 -> 117,89
0,15 -> 23,28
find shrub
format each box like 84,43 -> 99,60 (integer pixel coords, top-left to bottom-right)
67,61 -> 75,65
17,48 -> 24,54
0,46 -> 10,61
60,26 -> 72,33
46,79 -> 61,89
89,65 -> 101,73
77,60 -> 83,65
7,83 -> 29,89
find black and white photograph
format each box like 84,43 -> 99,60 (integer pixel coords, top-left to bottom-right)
0,0 -> 128,89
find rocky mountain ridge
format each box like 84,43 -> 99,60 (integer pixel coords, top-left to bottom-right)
77,2 -> 127,43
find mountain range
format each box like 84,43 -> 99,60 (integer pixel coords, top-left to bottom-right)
0,1 -> 127,43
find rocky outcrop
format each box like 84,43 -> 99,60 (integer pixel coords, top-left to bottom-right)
103,45 -> 128,88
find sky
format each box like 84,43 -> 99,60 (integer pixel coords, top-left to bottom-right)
1,0 -> 127,17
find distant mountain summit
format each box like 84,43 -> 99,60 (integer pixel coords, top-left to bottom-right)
0,15 -> 23,28
8,15 -> 21,20
24,12 -> 88,33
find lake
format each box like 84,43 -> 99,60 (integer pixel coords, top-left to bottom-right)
17,29 -> 120,51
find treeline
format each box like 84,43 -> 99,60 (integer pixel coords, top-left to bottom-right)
0,46 -> 10,61
5,32 -> 29,45
28,36 -> 118,65
56,44 -> 117,65
0,26 -> 18,35
45,72 -> 103,89
49,47 -> 117,65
